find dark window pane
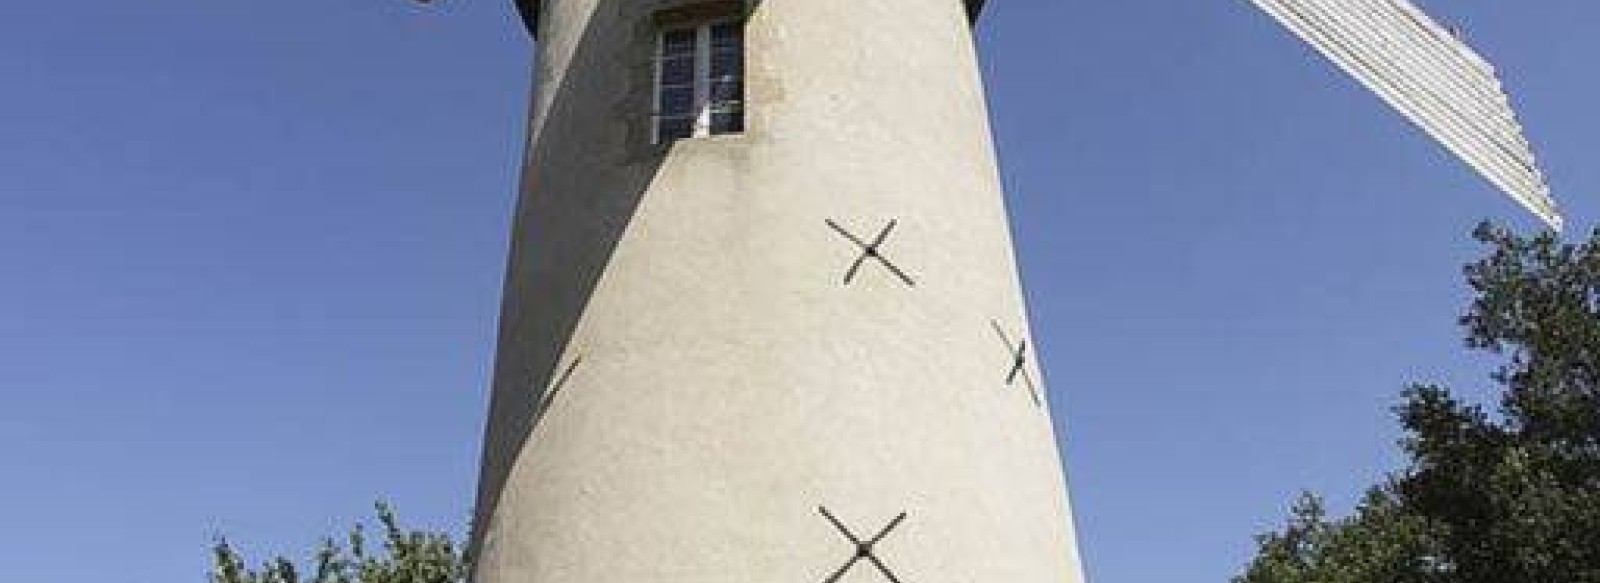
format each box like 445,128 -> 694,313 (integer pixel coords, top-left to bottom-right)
659,87 -> 695,115
658,116 -> 695,141
710,80 -> 743,104
709,50 -> 742,79
661,45 -> 696,60
710,22 -> 742,50
710,110 -> 744,135
662,29 -> 696,55
660,56 -> 695,86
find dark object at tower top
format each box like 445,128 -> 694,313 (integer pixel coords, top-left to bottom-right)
511,0 -> 987,36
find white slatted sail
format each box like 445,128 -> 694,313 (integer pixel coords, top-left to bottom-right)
1249,0 -> 1563,230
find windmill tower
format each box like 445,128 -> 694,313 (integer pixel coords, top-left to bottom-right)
462,0 -> 1560,581
469,0 -> 1085,580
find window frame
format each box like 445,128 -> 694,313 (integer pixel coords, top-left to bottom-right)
652,18 -> 744,143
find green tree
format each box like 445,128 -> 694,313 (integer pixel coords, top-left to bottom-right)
209,502 -> 466,583
1235,489 -> 1441,583
1237,222 -> 1600,582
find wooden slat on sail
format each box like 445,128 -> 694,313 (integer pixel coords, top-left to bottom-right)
1249,0 -> 1562,229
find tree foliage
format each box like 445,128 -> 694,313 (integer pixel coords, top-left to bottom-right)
210,502 -> 466,583
1238,222 -> 1600,582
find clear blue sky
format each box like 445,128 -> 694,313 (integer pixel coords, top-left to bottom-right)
1,1 -> 1593,581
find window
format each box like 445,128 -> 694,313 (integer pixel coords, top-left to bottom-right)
655,20 -> 745,142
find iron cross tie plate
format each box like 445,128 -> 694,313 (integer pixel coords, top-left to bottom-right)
826,219 -> 917,287
816,506 -> 909,583
991,321 -> 1042,407
532,355 -> 582,428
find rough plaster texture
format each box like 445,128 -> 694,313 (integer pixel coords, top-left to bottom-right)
470,0 -> 1087,580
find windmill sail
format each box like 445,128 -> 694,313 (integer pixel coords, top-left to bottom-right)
1249,0 -> 1562,230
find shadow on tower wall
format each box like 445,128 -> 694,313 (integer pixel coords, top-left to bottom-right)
466,0 -> 764,569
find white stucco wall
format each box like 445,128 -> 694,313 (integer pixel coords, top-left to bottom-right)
470,1 -> 1087,580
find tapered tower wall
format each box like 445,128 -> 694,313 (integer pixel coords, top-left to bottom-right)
470,0 -> 1087,580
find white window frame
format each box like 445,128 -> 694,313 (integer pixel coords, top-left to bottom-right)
653,19 -> 743,143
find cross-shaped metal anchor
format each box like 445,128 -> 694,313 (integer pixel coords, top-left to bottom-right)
825,219 -> 916,287
817,506 -> 909,583
532,355 -> 582,427
991,321 -> 1042,407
